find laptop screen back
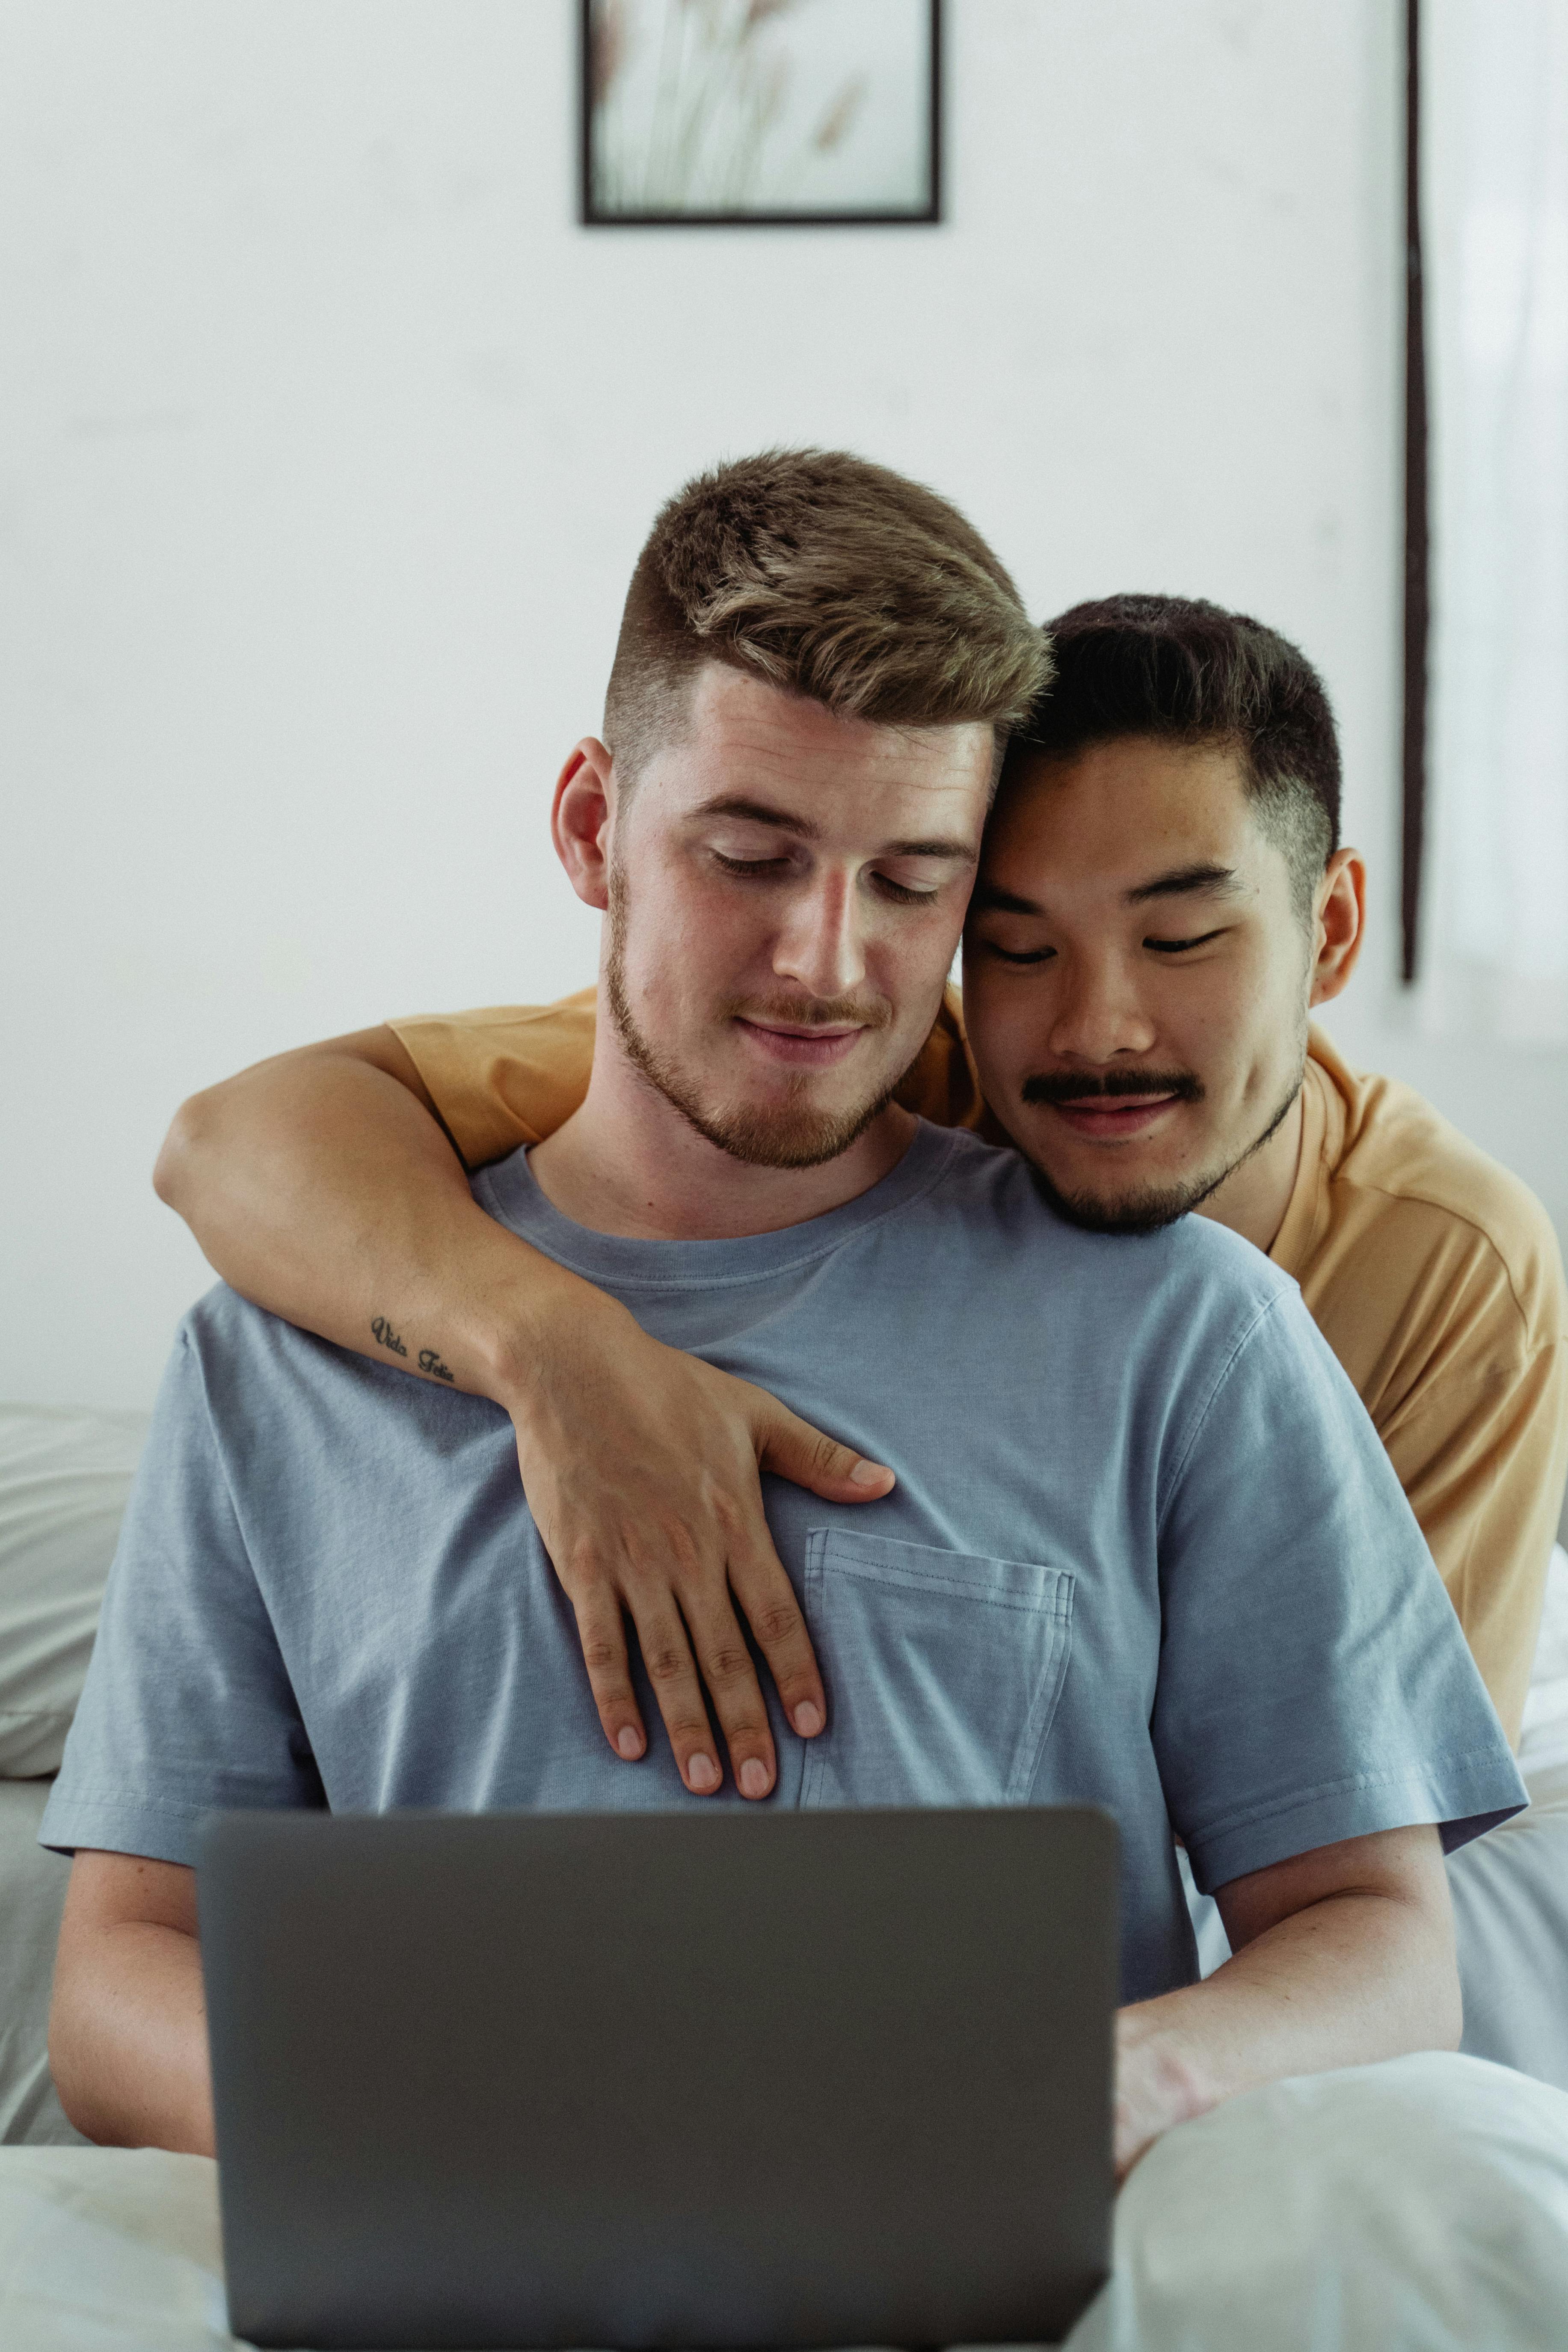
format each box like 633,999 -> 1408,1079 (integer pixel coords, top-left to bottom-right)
200,1805 -> 1116,2350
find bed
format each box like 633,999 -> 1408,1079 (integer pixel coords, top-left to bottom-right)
3,1400 -> 1568,2346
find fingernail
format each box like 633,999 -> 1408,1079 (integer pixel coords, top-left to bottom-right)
616,1726 -> 643,1759
792,1700 -> 824,1738
850,1460 -> 889,1486
739,1758 -> 770,1799
688,1753 -> 720,1792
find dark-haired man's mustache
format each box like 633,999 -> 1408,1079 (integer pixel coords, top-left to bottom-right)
1020,1068 -> 1206,1106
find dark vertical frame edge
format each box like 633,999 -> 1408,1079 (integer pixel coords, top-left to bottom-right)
928,0 -> 945,224
1400,0 -> 1429,985
578,0 -> 944,228
578,0 -> 593,228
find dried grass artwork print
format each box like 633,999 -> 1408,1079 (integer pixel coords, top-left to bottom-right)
584,0 -> 940,224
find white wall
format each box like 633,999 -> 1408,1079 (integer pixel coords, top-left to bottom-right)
3,0 -> 1563,1413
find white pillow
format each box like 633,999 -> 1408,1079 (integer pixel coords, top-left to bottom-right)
1519,1542 -> 1568,1777
0,1403 -> 148,1777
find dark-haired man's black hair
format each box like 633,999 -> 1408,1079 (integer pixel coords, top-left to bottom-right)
1011,594 -> 1341,917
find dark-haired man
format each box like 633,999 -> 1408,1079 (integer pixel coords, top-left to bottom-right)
968,598 -> 1567,1744
44,459 -> 1523,2183
157,595 -> 1567,1771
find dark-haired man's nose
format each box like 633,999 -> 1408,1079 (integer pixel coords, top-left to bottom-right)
773,872 -> 866,1001
1046,951 -> 1158,1066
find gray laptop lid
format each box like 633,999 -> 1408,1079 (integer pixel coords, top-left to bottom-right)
199,1806 -> 1117,2351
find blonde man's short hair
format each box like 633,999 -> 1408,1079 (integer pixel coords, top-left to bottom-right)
604,449 -> 1051,783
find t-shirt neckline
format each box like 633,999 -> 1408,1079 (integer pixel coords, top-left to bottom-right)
474,1117 -> 969,1291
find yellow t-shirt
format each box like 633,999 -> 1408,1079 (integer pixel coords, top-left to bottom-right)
391,991 -> 1568,1744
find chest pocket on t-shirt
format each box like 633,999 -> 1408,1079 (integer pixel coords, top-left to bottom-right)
799,1529 -> 1075,1809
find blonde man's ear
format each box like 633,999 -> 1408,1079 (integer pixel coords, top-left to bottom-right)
551,739 -> 617,912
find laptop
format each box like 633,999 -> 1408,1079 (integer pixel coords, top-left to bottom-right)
199,1805 -> 1117,2350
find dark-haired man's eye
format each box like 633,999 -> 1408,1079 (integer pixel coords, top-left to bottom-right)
983,941 -> 1055,966
1145,929 -> 1225,955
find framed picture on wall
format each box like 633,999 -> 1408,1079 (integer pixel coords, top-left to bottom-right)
581,0 -> 942,227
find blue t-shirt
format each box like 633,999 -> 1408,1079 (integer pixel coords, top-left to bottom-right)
44,1123 -> 1525,2001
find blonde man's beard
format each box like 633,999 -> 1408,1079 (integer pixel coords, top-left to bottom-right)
603,866 -> 902,1171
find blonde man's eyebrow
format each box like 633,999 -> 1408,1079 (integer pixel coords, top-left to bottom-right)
693,796 -> 975,865
691,794 -> 823,840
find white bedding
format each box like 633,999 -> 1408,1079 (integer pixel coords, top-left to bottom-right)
2,2055 -> 1566,2351
0,1778 -> 80,2147
1078,2052 -> 1568,2351
1450,1758 -> 1568,2091
0,1404 -> 149,1777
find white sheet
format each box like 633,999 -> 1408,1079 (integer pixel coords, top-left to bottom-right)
0,2144 -> 228,2350
1073,2052 -> 1568,2352
2,2055 -> 1566,2351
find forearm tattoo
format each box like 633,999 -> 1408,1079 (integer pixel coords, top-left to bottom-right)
369,1318 -> 454,1384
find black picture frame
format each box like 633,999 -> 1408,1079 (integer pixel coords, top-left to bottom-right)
580,0 -> 943,228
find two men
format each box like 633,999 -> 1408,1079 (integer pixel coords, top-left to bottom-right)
49,451 -> 1532,2181
157,576 -> 1567,1784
